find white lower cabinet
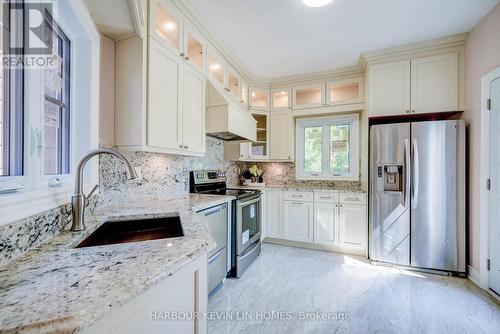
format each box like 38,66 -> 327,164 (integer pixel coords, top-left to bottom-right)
266,189 -> 283,239
83,253 -> 208,334
339,204 -> 367,250
313,202 -> 338,246
265,190 -> 367,255
283,200 -> 313,243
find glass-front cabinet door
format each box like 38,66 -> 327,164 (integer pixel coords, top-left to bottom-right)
248,113 -> 269,160
293,83 -> 325,109
151,0 -> 183,55
241,80 -> 249,111
327,78 -> 364,106
227,66 -> 241,101
183,24 -> 205,73
249,87 -> 269,111
271,88 -> 291,110
207,46 -> 226,89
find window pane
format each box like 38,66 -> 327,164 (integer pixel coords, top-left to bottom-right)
43,16 -> 70,175
330,124 -> 350,174
304,126 -> 322,173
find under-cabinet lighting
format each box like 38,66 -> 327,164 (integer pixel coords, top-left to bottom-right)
163,22 -> 176,31
280,91 -> 286,95
302,0 -> 333,7
251,92 -> 256,97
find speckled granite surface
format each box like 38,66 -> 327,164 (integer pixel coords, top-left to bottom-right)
0,194 -> 233,334
229,184 -> 366,193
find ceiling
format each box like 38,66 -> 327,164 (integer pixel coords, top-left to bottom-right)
188,0 -> 499,79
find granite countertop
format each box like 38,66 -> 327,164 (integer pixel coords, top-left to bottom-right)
0,194 -> 234,334
229,184 -> 367,193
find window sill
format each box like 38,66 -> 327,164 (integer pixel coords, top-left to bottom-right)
0,184 -> 81,226
296,175 -> 359,182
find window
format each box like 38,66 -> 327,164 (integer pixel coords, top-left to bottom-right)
0,0 -> 99,225
296,115 -> 359,180
43,14 -> 71,175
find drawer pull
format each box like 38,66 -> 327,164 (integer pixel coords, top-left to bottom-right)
345,197 -> 360,201
319,196 -> 332,199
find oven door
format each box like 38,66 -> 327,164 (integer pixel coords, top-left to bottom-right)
236,195 -> 261,256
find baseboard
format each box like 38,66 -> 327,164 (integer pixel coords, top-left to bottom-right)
263,237 -> 367,257
468,265 -> 481,287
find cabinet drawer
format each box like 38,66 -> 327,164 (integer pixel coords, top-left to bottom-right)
339,193 -> 367,205
313,192 -> 338,203
283,191 -> 313,202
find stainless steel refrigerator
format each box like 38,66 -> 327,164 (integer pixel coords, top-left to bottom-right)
369,120 -> 466,274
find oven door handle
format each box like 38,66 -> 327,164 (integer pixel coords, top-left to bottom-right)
237,196 -> 261,207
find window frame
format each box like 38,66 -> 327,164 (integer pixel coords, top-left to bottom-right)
296,114 -> 359,181
0,0 -> 100,226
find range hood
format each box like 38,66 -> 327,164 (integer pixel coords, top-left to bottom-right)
205,82 -> 257,142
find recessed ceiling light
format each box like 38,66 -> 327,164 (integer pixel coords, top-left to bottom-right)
163,22 -> 176,31
302,0 -> 334,8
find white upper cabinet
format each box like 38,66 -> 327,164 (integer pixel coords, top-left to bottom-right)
249,87 -> 270,111
240,79 -> 249,111
226,65 -> 241,102
410,53 -> 458,114
368,60 -> 411,117
207,46 -> 226,90
148,38 -> 182,150
269,111 -> 294,161
182,65 -> 206,154
327,78 -> 364,106
150,0 -> 183,56
271,88 -> 291,110
368,53 -> 459,117
293,83 -> 325,109
183,23 -> 205,73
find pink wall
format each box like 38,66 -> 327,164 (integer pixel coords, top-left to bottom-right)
464,3 -> 500,270
99,33 -> 115,147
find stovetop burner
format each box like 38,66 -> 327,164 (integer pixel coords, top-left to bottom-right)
199,188 -> 259,199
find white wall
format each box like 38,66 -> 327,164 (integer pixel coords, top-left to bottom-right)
464,2 -> 500,271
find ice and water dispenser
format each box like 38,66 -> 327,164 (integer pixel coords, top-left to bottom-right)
377,164 -> 403,193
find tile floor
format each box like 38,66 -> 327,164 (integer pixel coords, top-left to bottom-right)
208,243 -> 500,334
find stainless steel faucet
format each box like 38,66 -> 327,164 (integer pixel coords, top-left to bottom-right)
71,147 -> 138,232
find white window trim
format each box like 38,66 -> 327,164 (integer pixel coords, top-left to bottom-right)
0,0 -> 100,226
296,114 -> 359,181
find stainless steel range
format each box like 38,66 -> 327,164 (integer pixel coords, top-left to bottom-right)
190,170 -> 262,279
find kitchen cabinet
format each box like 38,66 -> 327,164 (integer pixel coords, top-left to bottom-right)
271,88 -> 291,110
368,60 -> 411,117
82,253 -> 208,334
327,78 -> 364,106
293,83 -> 325,109
250,87 -> 270,111
368,53 -> 459,116
339,203 -> 367,250
283,198 -> 314,243
183,23 -> 205,73
266,189 -> 283,239
314,202 -> 338,246
182,64 -> 206,154
150,0 -> 183,56
410,53 -> 458,113
147,38 -> 182,150
249,112 -> 270,160
269,111 -> 294,161
226,65 -> 241,102
207,46 -> 226,90
241,79 -> 249,111
115,36 -> 206,156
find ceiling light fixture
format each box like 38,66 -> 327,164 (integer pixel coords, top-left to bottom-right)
302,0 -> 333,8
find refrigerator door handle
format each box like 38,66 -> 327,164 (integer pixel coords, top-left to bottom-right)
412,138 -> 420,209
404,139 -> 411,208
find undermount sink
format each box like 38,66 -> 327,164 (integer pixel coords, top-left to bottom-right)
76,216 -> 184,248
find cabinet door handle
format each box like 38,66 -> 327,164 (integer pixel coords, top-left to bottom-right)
291,202 -> 303,205
406,110 -> 410,113
179,145 -> 183,149
185,56 -> 190,61
183,145 -> 189,149
180,52 -> 185,57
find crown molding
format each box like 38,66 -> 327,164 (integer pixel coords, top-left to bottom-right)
360,32 -> 468,69
269,63 -> 364,87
